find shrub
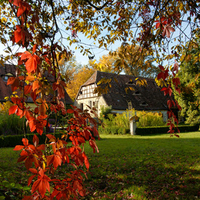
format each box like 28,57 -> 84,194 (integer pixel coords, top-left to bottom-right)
136,111 -> 165,127
100,105 -> 112,119
0,113 -> 27,136
99,109 -> 165,135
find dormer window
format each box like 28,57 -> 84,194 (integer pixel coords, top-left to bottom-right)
140,101 -> 148,106
126,79 -> 135,85
133,90 -> 141,95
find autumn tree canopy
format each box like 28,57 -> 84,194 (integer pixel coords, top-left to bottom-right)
90,45 -> 160,78
173,36 -> 200,125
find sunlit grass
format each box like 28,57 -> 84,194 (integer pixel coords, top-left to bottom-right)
0,131 -> 200,199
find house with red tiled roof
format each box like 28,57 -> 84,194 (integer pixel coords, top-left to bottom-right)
74,71 -> 174,122
0,64 -> 73,105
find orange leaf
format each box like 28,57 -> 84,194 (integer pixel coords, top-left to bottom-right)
9,105 -> 18,115
33,134 -> 39,147
22,138 -> 29,146
7,77 -> 16,85
29,120 -> 36,132
14,25 -> 25,44
67,109 -> 74,114
32,80 -> 40,91
21,51 -> 40,73
13,145 -> 24,151
24,85 -> 32,95
29,168 -> 38,174
26,74 -> 35,82
39,103 -> 47,116
17,4 -> 26,17
28,174 -> 36,186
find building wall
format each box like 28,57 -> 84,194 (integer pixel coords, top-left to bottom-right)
74,95 -> 107,117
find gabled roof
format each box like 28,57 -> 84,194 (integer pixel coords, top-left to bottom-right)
79,71 -> 169,111
0,64 -> 73,105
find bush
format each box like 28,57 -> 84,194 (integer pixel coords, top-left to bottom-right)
99,109 -> 165,135
136,124 -> 199,135
136,111 -> 165,127
0,114 -> 27,136
0,132 -> 65,147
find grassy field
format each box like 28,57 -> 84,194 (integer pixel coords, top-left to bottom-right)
1,132 -> 200,199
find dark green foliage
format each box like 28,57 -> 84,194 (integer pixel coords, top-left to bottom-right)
136,125 -> 199,135
0,114 -> 27,136
173,39 -> 200,125
0,132 -> 66,147
100,105 -> 112,119
98,126 -> 130,135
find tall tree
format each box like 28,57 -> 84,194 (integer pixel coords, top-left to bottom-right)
66,66 -> 95,100
92,44 -> 160,78
173,36 -> 200,125
58,55 -> 82,82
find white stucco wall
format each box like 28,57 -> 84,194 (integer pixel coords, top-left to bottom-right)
74,95 -> 107,117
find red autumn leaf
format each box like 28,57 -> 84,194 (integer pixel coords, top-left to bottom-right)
32,80 -> 40,91
29,168 -> 38,174
47,153 -> 62,169
39,103 -> 47,116
46,134 -> 56,140
82,152 -> 89,170
14,25 -> 26,44
9,105 -> 18,115
67,109 -> 74,114
7,77 -> 16,85
22,138 -> 29,146
162,25 -> 175,38
89,140 -> 99,153
33,44 -> 37,54
33,134 -> 39,147
28,174 -> 36,186
21,51 -> 40,73
29,119 -> 36,132
31,171 -> 51,198
13,145 -> 24,151
17,1 -> 31,17
77,136 -> 85,144
17,3 -> 26,17
24,85 -> 32,95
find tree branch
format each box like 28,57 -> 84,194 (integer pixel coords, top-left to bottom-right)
85,0 -> 109,10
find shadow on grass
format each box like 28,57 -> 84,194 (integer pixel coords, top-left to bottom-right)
82,137 -> 200,200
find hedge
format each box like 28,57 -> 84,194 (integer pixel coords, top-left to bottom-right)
0,132 -> 65,148
136,124 -> 199,135
98,124 -> 199,136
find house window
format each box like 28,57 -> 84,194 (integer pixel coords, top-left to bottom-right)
80,103 -> 83,110
140,101 -> 148,106
3,76 -> 8,82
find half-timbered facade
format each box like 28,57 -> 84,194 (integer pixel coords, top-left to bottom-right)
74,71 -> 172,122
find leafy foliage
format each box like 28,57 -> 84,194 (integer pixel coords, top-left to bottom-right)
66,66 -> 95,100
173,36 -> 200,125
99,109 -> 166,135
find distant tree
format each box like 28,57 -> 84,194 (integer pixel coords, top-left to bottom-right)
91,45 -> 159,78
111,44 -> 160,78
173,37 -> 200,125
66,66 -> 95,100
58,55 -> 82,82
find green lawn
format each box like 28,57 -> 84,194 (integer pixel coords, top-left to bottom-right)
1,132 -> 200,199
